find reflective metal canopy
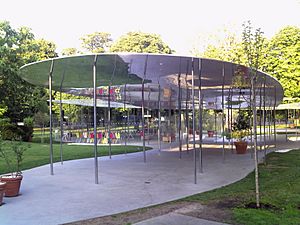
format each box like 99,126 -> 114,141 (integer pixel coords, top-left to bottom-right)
20,53 -> 284,109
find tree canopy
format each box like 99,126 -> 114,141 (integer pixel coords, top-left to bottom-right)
0,21 -> 58,122
197,25 -> 300,102
80,32 -> 112,53
110,32 -> 173,54
263,26 -> 300,101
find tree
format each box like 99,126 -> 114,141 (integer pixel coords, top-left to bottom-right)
242,21 -> 265,208
52,92 -> 89,123
80,32 -> 112,53
61,48 -> 80,56
0,21 -> 58,122
263,26 -> 300,102
110,32 -> 173,54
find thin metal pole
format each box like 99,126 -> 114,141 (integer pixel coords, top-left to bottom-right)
142,55 -> 149,162
230,88 -> 234,153
59,69 -> 65,165
185,61 -> 190,153
124,84 -> 127,147
178,59 -> 182,158
192,58 -> 197,184
273,89 -> 277,147
108,85 -> 111,159
214,107 -> 217,142
222,62 -> 225,162
198,58 -> 203,173
296,109 -> 299,141
49,59 -> 54,175
158,84 -> 162,151
286,109 -> 288,142
93,55 -> 99,184
168,90 -> 172,148
263,76 -> 266,157
59,90 -> 63,165
259,83 -> 263,153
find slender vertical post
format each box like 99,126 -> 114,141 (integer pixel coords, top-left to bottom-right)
221,63 -> 225,162
296,109 -> 299,141
59,90 -> 63,165
286,109 -> 288,142
108,85 -> 112,159
93,55 -> 99,184
185,61 -> 190,153
192,58 -> 197,184
198,58 -> 203,173
142,55 -> 148,162
49,59 -> 54,175
124,84 -> 127,147
158,84 -> 162,151
273,90 -> 277,146
227,87 -> 231,151
178,60 -> 182,158
259,84 -> 263,153
214,107 -> 217,142
263,76 -> 266,158
230,88 -> 234,153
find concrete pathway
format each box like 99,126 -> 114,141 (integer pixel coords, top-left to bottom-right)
1,135 -> 298,225
134,213 -> 229,225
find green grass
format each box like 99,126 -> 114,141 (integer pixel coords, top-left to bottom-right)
184,149 -> 300,225
0,142 -> 150,175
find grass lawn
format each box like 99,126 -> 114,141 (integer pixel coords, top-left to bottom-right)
184,149 -> 300,225
0,142 -> 150,175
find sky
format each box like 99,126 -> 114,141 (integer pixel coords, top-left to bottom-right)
1,0 -> 299,55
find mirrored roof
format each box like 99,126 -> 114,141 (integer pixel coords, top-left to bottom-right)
20,53 -> 284,110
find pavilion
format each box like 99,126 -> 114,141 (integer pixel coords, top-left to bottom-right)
19,53 -> 284,184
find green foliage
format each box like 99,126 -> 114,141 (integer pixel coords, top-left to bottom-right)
197,23 -> 300,102
34,111 -> 49,129
61,47 -> 80,56
0,20 -> 57,122
110,32 -> 173,54
0,139 -> 29,176
202,109 -> 215,130
263,26 -> 300,101
80,32 -> 112,53
52,92 -> 89,123
242,21 -> 265,70
184,150 -> 300,225
233,110 -> 251,131
197,31 -> 247,64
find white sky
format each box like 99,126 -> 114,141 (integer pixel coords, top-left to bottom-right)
1,0 -> 299,55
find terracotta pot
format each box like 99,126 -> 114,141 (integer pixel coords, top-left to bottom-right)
0,182 -> 6,206
207,130 -> 214,137
234,141 -> 248,154
0,175 -> 23,197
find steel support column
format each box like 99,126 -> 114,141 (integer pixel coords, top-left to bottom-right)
49,59 -> 54,175
93,55 -> 99,184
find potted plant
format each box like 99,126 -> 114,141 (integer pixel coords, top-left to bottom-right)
0,139 -> 28,197
232,110 -> 251,154
203,109 -> 215,137
0,181 -> 6,205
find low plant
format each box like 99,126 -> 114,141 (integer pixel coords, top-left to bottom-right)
232,110 -> 251,141
0,138 -> 29,177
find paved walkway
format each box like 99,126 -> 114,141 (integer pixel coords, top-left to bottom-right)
134,213 -> 229,225
1,135 -> 299,225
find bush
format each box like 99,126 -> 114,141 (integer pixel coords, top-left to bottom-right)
0,118 -> 34,142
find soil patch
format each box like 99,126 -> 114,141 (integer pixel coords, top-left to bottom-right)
245,202 -> 279,210
64,200 -> 235,225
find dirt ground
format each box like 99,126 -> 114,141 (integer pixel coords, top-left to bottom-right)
64,199 -> 236,225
